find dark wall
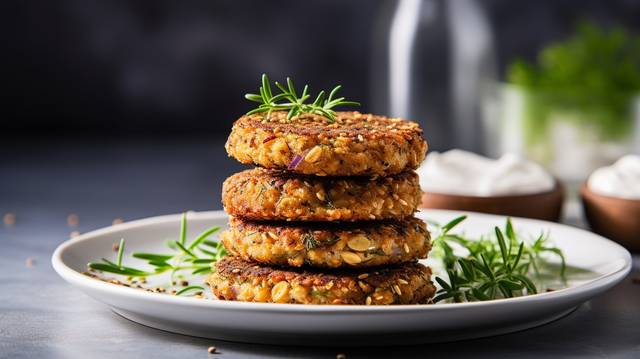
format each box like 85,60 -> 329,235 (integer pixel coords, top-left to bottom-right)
2,0 -> 639,140
2,0 -> 381,137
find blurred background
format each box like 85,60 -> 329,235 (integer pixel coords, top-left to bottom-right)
1,0 -> 640,219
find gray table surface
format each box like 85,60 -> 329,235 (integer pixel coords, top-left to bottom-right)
1,138 -> 639,359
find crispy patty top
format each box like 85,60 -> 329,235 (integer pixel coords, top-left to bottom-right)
222,168 -> 421,221
225,111 -> 428,176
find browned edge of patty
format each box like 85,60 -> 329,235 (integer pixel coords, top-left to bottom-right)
209,257 -> 436,304
215,257 -> 431,287
221,216 -> 431,268
222,168 -> 421,221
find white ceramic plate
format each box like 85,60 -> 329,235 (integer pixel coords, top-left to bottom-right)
52,210 -> 631,346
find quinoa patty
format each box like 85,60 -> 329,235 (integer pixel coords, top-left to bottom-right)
222,168 -> 421,221
208,257 -> 436,305
225,111 -> 427,176
221,216 -> 431,268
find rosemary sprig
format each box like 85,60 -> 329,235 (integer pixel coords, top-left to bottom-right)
87,213 -> 226,279
175,285 -> 204,296
244,74 -> 360,123
431,216 -> 566,303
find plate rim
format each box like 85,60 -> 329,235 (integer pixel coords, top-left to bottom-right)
51,209 -> 632,314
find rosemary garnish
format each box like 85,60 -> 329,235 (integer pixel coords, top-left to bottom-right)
88,213 -> 226,281
244,74 -> 360,123
432,216 -> 566,303
175,285 -> 204,296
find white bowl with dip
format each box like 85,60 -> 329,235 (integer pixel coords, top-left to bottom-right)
419,150 -> 564,221
582,155 -> 640,252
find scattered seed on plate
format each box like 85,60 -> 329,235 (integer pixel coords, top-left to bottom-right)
207,346 -> 217,354
112,218 -> 124,225
3,213 -> 16,227
25,257 -> 36,267
67,214 -> 79,227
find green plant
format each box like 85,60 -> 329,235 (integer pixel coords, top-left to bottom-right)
507,20 -> 640,141
431,216 -> 566,303
244,74 -> 360,123
88,213 -> 226,282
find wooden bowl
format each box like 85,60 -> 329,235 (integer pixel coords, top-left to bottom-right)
420,183 -> 564,222
581,184 -> 640,252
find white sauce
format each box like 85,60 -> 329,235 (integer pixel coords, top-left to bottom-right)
587,155 -> 640,200
418,149 -> 555,197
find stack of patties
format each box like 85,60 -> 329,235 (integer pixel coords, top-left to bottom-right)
208,111 -> 436,305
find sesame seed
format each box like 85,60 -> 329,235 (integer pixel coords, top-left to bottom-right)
207,346 -> 217,354
403,243 -> 410,253
357,273 -> 369,279
393,285 -> 402,295
326,281 -> 334,289
398,279 -> 409,285
67,214 -> 79,227
3,213 -> 16,227
304,146 -> 323,163
365,296 -> 372,305
25,257 -> 35,267
337,354 -> 346,359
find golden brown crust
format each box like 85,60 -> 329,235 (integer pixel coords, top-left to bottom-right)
208,257 -> 436,305
222,168 -> 421,221
221,216 -> 431,268
225,111 -> 427,176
